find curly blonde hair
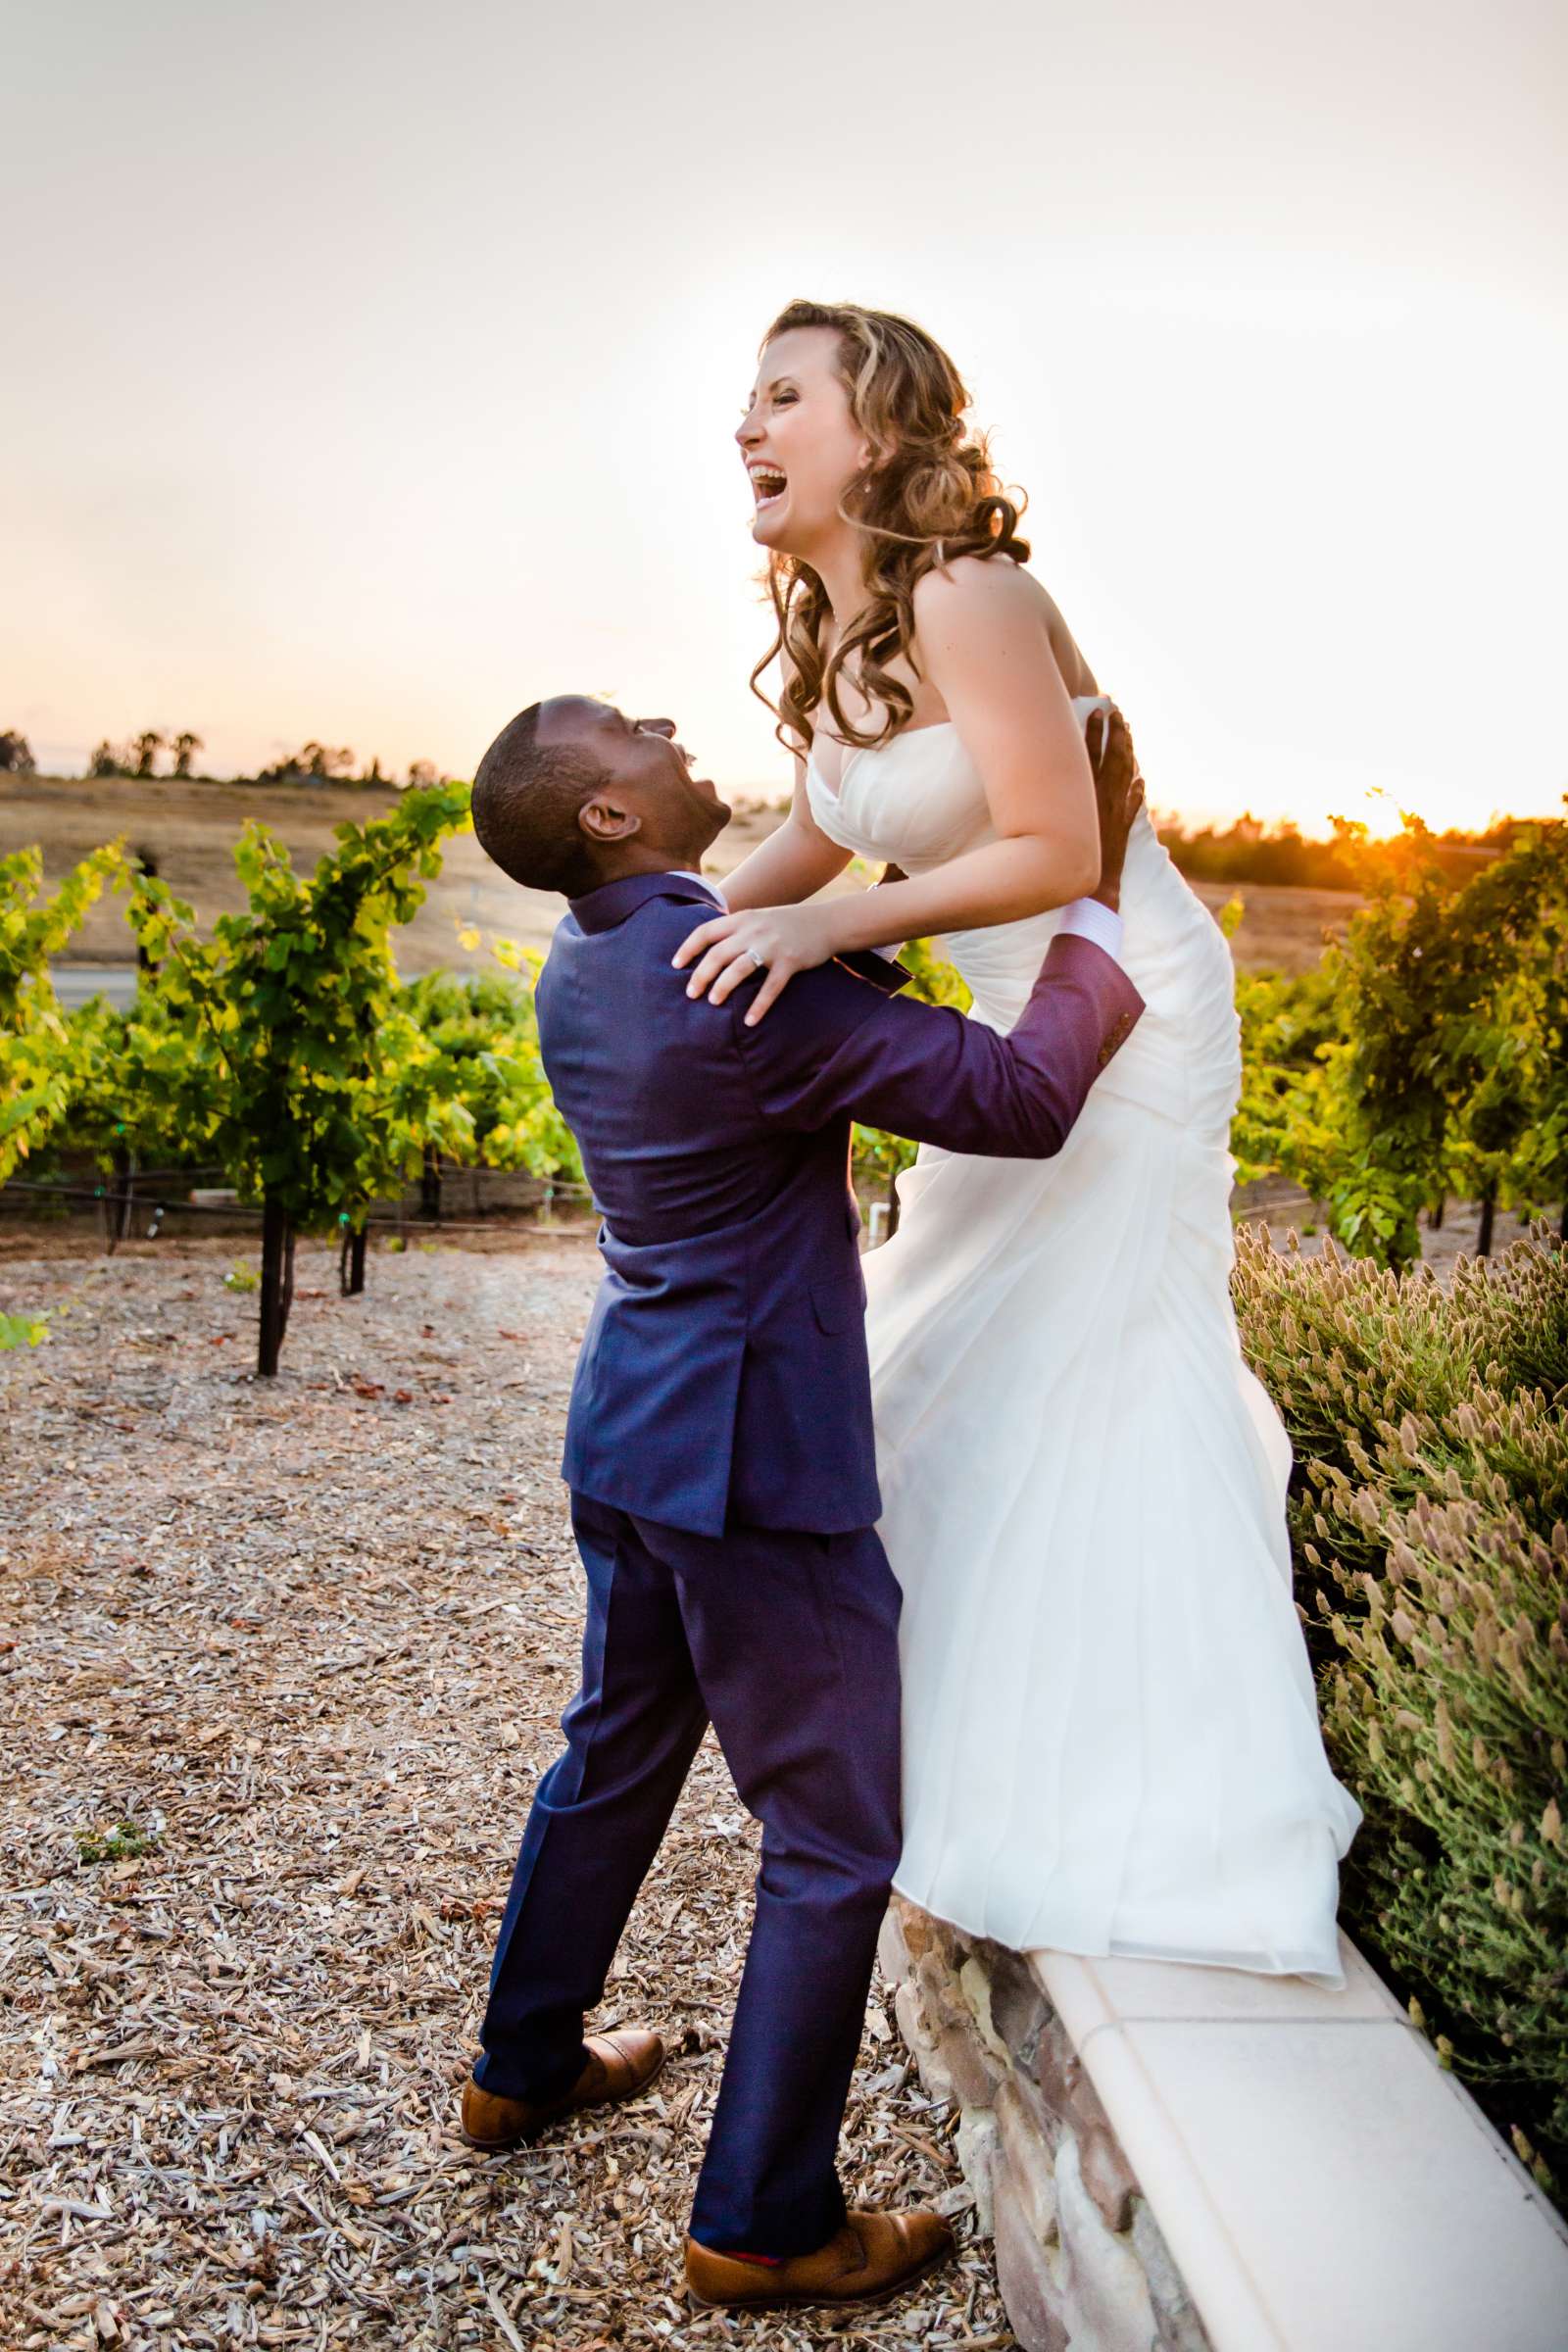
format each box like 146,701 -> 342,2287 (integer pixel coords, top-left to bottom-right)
750,299 -> 1030,756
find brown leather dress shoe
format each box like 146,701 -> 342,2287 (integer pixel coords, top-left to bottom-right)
684,2206 -> 955,2310
460,2027 -> 664,2149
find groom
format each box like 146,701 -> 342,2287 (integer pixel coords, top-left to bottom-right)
461,695 -> 1145,2311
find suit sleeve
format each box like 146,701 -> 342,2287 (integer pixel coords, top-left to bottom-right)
734,934 -> 1146,1159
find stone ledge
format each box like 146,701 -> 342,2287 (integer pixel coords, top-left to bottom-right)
1033,1935 -> 1568,2352
881,1899 -> 1568,2352
880,1899 -> 1211,2352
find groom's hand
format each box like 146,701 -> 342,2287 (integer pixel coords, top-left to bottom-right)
1087,705 -> 1143,914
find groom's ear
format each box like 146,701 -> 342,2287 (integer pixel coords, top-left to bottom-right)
578,794 -> 642,846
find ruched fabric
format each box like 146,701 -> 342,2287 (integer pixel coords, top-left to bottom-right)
808,702 -> 1360,1985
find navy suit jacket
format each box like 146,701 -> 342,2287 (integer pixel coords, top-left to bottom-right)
536,870 -> 1145,1538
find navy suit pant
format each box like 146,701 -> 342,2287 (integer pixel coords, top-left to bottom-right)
473,1493 -> 904,2257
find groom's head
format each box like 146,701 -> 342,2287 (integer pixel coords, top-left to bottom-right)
470,696 -> 731,899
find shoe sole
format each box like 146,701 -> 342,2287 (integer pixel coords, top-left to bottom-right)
685,2234 -> 953,2312
461,2047 -> 666,2151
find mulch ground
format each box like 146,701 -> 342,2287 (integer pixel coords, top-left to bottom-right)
0,1233 -> 1013,2352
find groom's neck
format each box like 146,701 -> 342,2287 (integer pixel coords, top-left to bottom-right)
589,849 -> 706,890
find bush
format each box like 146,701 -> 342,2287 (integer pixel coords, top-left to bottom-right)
1231,960 -> 1343,1190
0,1310 -> 49,1349
122,782 -> 473,1375
1,844 -> 125,1184
1234,1225 -> 1568,2205
1224,815 -> 1568,1264
400,964 -> 583,1185
1233,1224 -> 1567,1486
852,932 -> 971,1210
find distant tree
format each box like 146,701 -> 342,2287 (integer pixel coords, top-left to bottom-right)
362,756 -> 385,787
0,731 -> 35,775
132,731 -> 166,778
248,743 -> 353,785
87,740 -> 127,779
252,749 -> 304,784
1156,808 -> 1526,894
300,741 -> 355,781
406,760 -> 442,790
171,731 -> 203,779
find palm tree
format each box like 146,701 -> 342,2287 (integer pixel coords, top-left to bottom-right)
171,731 -> 204,779
300,741 -> 355,781
132,730 -> 166,779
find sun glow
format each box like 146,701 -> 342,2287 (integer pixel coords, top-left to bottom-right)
2,2 -> 1561,840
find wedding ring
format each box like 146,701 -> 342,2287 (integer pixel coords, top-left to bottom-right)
745,948 -> 767,972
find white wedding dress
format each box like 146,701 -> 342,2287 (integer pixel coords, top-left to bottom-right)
808,699 -> 1361,1985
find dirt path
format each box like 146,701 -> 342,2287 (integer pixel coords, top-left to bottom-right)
0,1237 -> 1008,2351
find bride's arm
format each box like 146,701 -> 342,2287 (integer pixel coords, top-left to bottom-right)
714,752 -> 854,912
675,561 -> 1102,1019
821,560 -> 1101,945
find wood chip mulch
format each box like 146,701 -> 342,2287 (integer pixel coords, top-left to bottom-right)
0,1232 -> 1015,2352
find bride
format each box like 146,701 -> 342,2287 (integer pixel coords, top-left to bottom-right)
674,298 -> 1361,1984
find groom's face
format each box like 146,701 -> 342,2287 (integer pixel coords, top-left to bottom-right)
541,696 -> 731,867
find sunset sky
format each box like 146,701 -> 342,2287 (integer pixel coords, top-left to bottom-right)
4,0 -> 1564,832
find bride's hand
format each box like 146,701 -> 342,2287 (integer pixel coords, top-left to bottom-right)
671,902 -> 842,1025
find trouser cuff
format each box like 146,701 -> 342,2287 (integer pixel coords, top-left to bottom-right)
688,2173 -> 848,2261
471,2035 -> 589,2105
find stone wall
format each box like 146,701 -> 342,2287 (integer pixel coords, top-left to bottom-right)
878,1897 -> 1212,2352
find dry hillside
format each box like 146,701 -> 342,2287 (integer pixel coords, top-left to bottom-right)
3,774 -> 1361,976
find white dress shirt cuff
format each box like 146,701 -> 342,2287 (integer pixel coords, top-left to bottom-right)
1057,897 -> 1124,962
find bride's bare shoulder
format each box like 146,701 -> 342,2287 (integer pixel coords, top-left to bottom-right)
912,551 -> 1042,623
912,557 -> 1098,692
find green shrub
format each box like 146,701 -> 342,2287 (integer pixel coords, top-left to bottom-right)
1226,815 -> 1568,1266
1317,1471 -> 1567,2198
0,1309 -> 49,1349
76,1819 -> 160,1866
1231,960 -> 1343,1191
1234,1224 -> 1568,1489
1234,1226 -> 1568,2204
400,963 -> 583,1186
853,933 -> 971,1204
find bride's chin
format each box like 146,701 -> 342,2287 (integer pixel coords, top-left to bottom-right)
751,510 -> 801,555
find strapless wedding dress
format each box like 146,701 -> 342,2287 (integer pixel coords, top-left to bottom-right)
808,699 -> 1361,1984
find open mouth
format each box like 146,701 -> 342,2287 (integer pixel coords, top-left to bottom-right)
750,466 -> 788,511
675,742 -> 715,791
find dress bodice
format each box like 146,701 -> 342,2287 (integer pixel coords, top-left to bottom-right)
806,718 -> 999,876
805,698 -> 1207,1036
